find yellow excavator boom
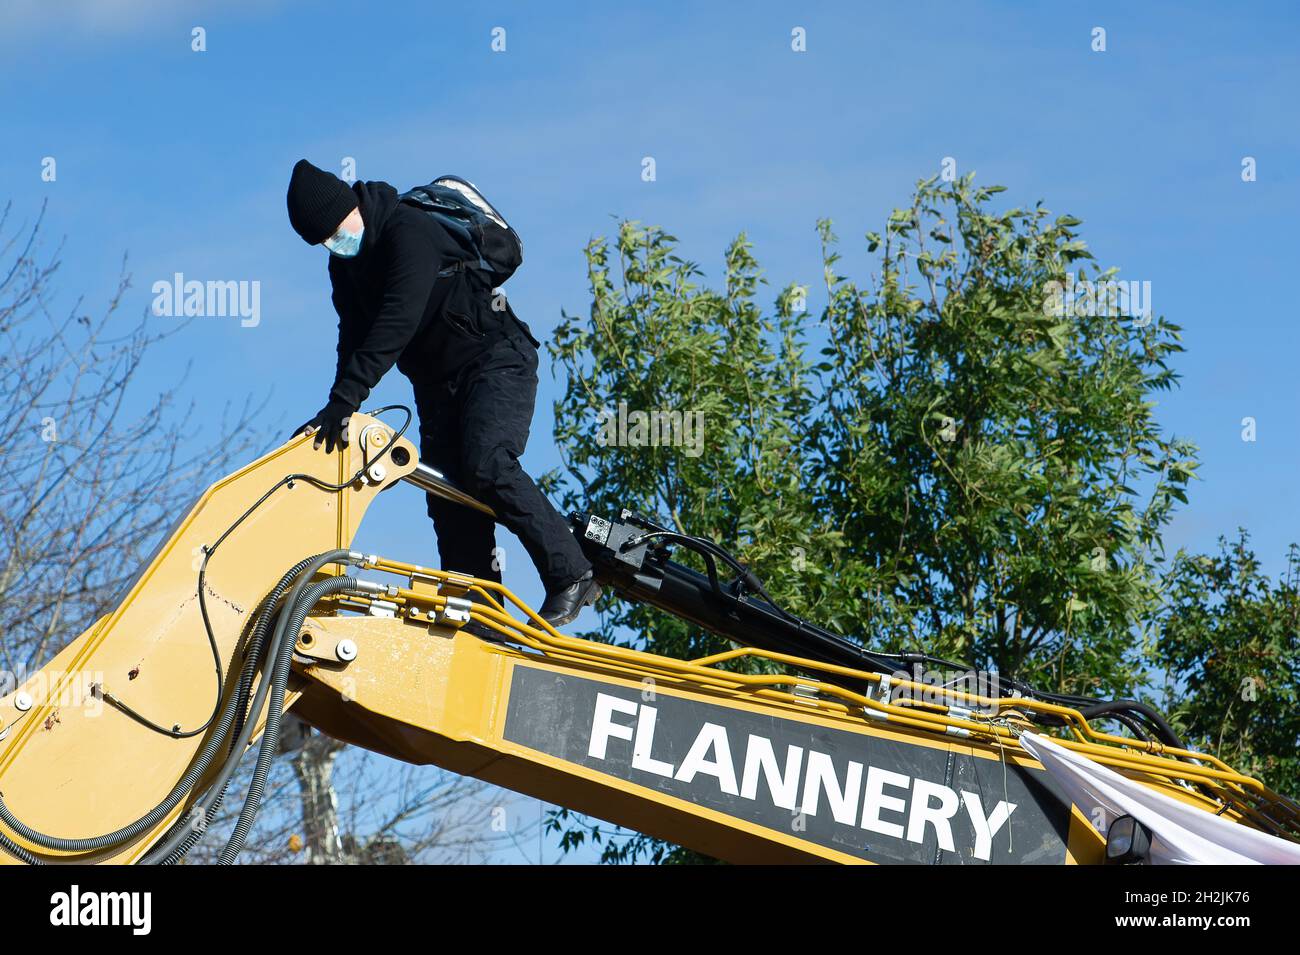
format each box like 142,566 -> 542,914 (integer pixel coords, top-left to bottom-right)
0,412 -> 1295,865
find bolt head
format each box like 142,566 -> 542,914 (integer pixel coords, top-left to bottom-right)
336,639 -> 358,662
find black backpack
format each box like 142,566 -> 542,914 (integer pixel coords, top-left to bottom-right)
398,175 -> 523,288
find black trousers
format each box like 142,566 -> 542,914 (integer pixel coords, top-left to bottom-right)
411,328 -> 591,592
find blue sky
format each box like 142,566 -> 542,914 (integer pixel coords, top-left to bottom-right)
4,1 -> 1297,860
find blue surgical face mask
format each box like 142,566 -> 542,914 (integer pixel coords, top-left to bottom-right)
324,222 -> 364,258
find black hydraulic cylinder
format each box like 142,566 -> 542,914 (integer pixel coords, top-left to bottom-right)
570,509 -> 893,682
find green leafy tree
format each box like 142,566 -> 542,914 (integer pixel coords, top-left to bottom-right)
546,176 -> 1198,862
1156,533 -> 1300,799
548,219 -> 837,664
813,176 -> 1197,692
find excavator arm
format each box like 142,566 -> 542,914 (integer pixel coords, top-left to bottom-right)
0,411 -> 1295,865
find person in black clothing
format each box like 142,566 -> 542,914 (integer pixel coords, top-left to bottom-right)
285,159 -> 599,626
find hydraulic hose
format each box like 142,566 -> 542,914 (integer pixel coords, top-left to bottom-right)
0,550 -> 352,862
0,828 -> 42,865
140,550 -> 356,865
1075,699 -> 1184,749
148,591 -> 284,864
101,405 -> 410,745
141,554 -> 324,864
599,517 -> 1188,751
0,646 -> 255,854
217,573 -> 359,864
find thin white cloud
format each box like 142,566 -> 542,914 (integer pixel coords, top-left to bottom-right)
4,0 -> 276,42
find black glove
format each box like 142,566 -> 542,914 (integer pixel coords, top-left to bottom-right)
293,398 -> 354,453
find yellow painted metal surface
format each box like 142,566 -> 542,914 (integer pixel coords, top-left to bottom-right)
293,623 -> 1069,863
288,568 -> 1298,863
0,414 -> 417,864
294,618 -> 1110,862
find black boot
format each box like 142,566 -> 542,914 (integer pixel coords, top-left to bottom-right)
539,570 -> 602,627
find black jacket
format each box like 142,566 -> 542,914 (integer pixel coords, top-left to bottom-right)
326,179 -> 538,409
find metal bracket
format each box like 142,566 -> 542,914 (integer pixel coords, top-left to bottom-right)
434,596 -> 473,628
366,599 -> 398,619
294,625 -> 358,665
356,424 -> 394,485
865,674 -> 892,721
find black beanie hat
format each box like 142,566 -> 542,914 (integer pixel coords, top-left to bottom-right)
286,159 -> 359,245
